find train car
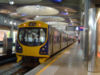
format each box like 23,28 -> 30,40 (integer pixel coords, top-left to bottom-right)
61,33 -> 68,49
16,21 -> 75,63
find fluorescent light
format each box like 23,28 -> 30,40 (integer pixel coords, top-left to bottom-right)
4,20 -> 7,23
14,22 -> 16,25
10,21 -> 13,25
9,0 -> 14,5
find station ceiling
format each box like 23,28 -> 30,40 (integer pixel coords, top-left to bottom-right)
0,0 -> 82,31
96,0 -> 100,4
95,0 -> 100,6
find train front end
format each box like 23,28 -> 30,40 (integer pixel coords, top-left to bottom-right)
16,21 -> 49,63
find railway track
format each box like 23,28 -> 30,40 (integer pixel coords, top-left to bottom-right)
0,62 -> 22,75
0,57 -> 16,65
0,61 -> 39,75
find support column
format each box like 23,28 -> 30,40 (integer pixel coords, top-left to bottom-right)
83,0 -> 90,61
10,24 -> 14,39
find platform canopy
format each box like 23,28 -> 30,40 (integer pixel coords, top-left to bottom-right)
0,0 -> 82,31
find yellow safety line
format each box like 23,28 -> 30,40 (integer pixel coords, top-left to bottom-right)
36,44 -> 75,75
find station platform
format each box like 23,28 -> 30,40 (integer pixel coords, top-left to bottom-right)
25,43 -> 85,75
25,42 -> 100,75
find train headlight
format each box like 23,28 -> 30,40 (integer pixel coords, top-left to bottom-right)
42,48 -> 45,51
39,41 -> 48,55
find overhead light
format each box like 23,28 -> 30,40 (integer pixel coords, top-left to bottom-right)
76,27 -> 79,31
51,0 -> 63,3
21,13 -> 27,16
14,22 -> 16,25
46,22 -> 68,26
16,5 -> 59,16
9,0 -> 15,5
10,21 -> 13,25
34,16 -> 65,22
61,12 -> 68,15
36,16 -> 39,18
4,20 -> 7,23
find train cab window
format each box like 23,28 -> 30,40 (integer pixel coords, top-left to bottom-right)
18,28 -> 46,46
39,29 -> 45,43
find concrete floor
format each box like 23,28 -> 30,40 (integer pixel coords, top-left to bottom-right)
88,72 -> 100,75
38,43 -> 87,75
25,42 -> 100,75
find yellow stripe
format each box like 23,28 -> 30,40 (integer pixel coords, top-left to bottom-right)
36,44 -> 74,75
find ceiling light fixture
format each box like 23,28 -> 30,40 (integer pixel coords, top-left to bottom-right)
4,20 -> 7,23
9,0 -> 15,5
51,0 -> 63,3
36,16 -> 39,17
17,5 -> 59,16
61,12 -> 68,15
14,22 -> 16,25
10,21 -> 13,25
21,13 -> 27,16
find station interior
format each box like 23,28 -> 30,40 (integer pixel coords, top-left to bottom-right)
0,0 -> 100,75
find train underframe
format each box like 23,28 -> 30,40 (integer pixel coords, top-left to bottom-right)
16,55 -> 49,64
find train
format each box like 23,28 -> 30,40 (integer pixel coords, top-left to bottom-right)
16,21 -> 75,63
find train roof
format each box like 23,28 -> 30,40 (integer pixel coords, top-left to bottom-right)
18,21 -> 48,28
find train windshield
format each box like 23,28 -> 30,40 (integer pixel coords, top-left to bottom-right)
18,28 -> 47,46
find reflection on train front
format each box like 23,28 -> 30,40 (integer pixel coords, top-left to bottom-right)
18,28 -> 46,46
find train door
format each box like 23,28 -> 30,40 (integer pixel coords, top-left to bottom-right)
60,33 -> 62,49
66,34 -> 68,46
48,26 -> 53,55
52,29 -> 60,53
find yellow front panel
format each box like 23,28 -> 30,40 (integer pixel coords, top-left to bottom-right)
16,21 -> 49,57
18,21 -> 48,28
16,44 -> 49,57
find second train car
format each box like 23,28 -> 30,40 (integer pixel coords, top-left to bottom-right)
16,21 -> 75,63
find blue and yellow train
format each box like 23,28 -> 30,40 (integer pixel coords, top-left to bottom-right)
16,21 -> 75,63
